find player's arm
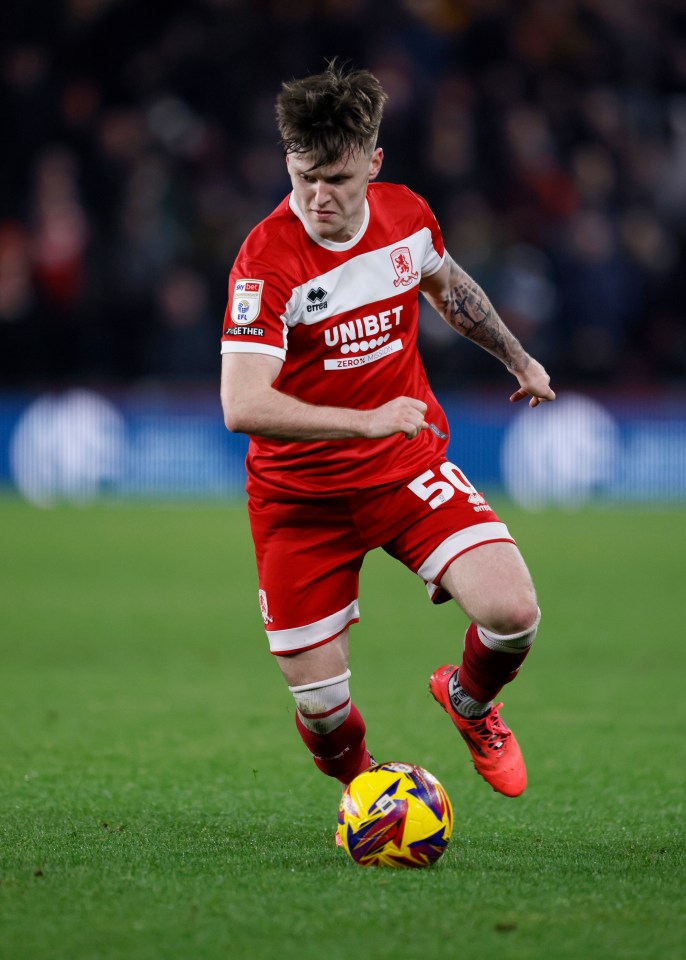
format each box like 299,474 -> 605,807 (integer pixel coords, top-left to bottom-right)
420,253 -> 556,407
221,352 -> 429,441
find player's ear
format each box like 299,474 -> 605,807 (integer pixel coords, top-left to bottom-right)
368,148 -> 383,182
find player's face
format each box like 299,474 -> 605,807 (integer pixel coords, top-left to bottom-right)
287,147 -> 383,242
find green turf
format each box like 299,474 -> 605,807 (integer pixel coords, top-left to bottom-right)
0,498 -> 684,960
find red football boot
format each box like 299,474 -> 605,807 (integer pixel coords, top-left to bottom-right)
429,664 -> 527,797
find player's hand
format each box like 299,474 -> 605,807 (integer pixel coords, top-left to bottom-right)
509,357 -> 556,408
365,397 -> 429,440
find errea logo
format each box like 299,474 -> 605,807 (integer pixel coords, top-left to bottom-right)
306,287 -> 328,312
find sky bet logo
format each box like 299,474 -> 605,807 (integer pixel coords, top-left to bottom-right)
306,287 -> 328,312
231,278 -> 263,324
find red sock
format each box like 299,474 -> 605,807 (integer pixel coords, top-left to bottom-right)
459,622 -> 532,703
294,703 -> 370,784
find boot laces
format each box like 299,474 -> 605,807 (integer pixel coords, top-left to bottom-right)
468,703 -> 509,751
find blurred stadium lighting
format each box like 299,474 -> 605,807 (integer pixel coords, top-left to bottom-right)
501,394 -> 622,510
9,390 -> 126,507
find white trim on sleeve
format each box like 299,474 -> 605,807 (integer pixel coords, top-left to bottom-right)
422,250 -> 446,278
221,341 -> 287,361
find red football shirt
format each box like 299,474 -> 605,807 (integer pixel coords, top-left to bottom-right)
222,181 -> 450,500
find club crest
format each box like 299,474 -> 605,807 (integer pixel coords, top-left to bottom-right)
390,247 -> 418,287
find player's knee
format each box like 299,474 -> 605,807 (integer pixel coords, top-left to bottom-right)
288,670 -> 352,735
484,590 -> 539,636
506,598 -> 540,636
479,605 -> 541,649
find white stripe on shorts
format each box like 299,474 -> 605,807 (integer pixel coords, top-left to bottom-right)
418,521 -> 514,588
267,599 -> 360,655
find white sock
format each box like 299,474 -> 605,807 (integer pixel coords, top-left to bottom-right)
288,669 -> 352,734
448,669 -> 492,719
476,607 -> 541,652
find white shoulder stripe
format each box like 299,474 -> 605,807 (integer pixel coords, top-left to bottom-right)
285,228 -> 442,327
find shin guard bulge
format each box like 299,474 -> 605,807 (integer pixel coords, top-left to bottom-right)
289,670 -> 352,734
459,608 -> 541,704
289,671 -> 370,783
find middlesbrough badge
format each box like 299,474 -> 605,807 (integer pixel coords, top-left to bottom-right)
391,246 -> 418,287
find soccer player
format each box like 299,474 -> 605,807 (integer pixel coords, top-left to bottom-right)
220,62 -> 555,799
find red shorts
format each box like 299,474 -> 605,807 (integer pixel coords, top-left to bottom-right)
247,457 -> 514,655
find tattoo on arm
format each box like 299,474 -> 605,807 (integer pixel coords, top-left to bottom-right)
441,261 -> 529,372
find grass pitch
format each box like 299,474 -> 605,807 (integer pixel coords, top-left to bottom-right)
0,498 -> 684,960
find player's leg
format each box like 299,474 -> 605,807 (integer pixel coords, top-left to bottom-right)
429,541 -> 540,797
439,540 -> 540,709
248,495 -> 373,785
377,459 -> 540,795
275,629 -> 373,784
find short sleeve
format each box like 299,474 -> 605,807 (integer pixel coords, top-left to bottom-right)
221,263 -> 291,361
411,190 -> 445,278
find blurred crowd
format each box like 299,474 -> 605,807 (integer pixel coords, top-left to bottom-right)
0,0 -> 684,390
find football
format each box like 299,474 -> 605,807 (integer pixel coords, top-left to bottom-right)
337,762 -> 453,868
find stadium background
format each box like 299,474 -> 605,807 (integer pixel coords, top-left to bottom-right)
2,6 -> 685,959
1,0 -> 685,503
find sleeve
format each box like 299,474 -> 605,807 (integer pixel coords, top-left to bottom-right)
411,189 -> 445,278
221,258 -> 291,362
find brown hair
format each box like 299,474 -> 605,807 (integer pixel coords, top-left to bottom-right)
275,60 -> 388,169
